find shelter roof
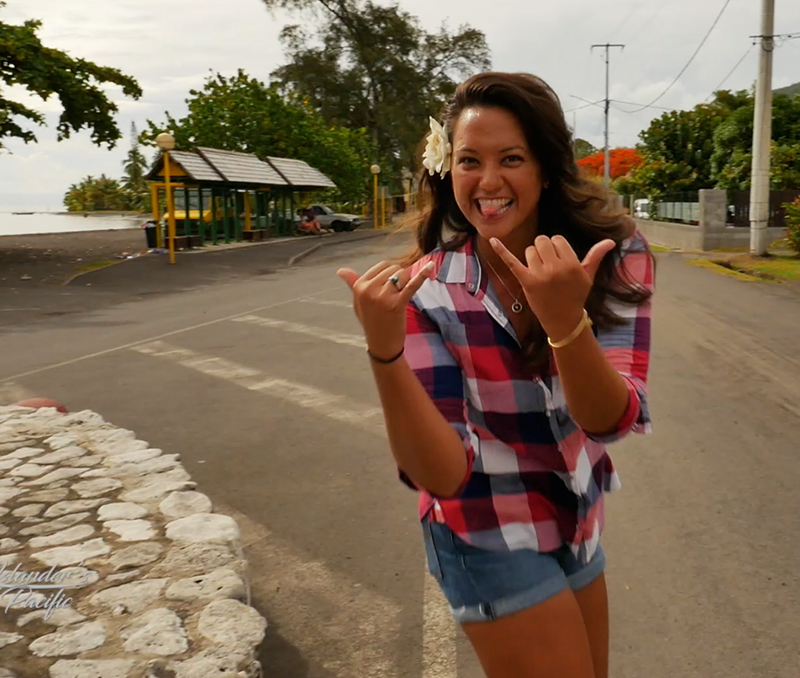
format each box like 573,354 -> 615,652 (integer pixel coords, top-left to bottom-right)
196,147 -> 288,186
266,157 -> 337,190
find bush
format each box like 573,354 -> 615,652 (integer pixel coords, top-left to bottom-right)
785,197 -> 800,254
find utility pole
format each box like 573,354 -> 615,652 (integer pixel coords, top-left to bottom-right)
591,43 -> 624,188
749,0 -> 775,256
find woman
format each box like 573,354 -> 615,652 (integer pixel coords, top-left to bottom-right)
337,72 -> 654,678
297,208 -> 329,235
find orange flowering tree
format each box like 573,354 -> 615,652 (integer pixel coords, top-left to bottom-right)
577,148 -> 643,180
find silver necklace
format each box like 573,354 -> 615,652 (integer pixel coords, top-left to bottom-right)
481,253 -> 525,313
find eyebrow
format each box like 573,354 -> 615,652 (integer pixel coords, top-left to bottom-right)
457,146 -> 526,154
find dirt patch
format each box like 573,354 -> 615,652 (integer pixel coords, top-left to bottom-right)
0,229 -> 148,288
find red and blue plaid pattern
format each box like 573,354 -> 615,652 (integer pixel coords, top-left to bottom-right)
400,231 -> 654,564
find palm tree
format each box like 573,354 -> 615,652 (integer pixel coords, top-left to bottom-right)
121,122 -> 150,210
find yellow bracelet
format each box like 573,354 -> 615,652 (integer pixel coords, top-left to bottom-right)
547,309 -> 593,349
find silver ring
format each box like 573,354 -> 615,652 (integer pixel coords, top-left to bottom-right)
389,274 -> 402,291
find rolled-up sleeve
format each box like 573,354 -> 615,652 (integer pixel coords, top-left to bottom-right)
397,294 -> 475,497
584,231 -> 654,444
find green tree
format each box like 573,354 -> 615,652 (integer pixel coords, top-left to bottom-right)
622,90 -> 752,197
0,1 -> 142,150
142,70 -> 372,202
121,122 -> 150,211
263,0 -> 490,184
64,175 -> 131,211
712,93 -> 800,190
784,196 -> 800,254
574,138 -> 597,160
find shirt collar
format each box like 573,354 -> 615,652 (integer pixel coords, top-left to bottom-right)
434,234 -> 483,297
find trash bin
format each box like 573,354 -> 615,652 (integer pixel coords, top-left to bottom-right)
143,221 -> 158,248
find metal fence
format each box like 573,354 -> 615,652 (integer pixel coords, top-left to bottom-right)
727,189 -> 800,228
653,192 -> 701,225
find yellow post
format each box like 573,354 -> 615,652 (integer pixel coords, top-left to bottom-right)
150,183 -> 161,249
381,185 -> 386,229
244,192 -> 252,231
373,173 -> 379,230
163,152 -> 177,264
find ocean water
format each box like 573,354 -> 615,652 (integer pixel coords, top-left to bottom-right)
0,212 -> 145,237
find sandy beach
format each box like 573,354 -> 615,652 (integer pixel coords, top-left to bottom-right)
0,228 -> 148,287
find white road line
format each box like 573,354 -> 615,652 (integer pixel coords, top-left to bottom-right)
0,381 -> 36,405
131,341 -> 384,434
299,297 -> 354,309
231,314 -> 366,348
133,339 -> 459,675
0,291 -> 314,384
423,573 -> 458,678
215,501 -> 403,678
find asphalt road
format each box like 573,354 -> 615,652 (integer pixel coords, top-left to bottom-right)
1,233 -> 799,678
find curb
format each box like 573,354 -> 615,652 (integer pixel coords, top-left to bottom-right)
61,260 -> 127,288
287,230 -> 394,267
0,405 -> 267,678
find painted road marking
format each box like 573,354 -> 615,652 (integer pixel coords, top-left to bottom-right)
131,341 -> 384,434
0,290 -> 317,384
299,297 -> 354,309
218,501 -> 404,678
231,314 -> 366,348
131,339 -> 458,677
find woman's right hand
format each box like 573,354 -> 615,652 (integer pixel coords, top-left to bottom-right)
337,260 -> 435,361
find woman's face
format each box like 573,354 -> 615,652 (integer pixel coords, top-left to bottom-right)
450,105 -> 544,244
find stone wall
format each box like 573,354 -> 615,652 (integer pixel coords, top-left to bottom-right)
0,404 -> 267,678
633,218 -> 704,251
633,189 -> 787,251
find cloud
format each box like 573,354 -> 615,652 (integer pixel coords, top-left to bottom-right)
1,0 -> 798,211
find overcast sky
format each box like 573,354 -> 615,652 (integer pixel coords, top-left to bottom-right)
1,0 -> 798,212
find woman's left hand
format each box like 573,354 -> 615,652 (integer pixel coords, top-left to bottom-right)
491,235 -> 616,340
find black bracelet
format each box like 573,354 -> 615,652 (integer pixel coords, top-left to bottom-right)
367,347 -> 405,364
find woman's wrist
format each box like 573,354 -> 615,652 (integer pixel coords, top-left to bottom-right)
540,308 -> 587,345
546,309 -> 593,349
367,346 -> 405,364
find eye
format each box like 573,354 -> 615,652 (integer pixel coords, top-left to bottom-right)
457,156 -> 478,166
503,154 -> 524,164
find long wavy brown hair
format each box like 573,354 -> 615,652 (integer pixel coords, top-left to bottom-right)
396,71 -> 654,372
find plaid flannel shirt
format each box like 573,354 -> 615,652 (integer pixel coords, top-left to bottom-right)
399,230 -> 653,564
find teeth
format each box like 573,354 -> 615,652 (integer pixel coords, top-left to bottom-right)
477,198 -> 513,216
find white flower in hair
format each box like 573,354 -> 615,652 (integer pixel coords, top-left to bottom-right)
421,117 -> 451,179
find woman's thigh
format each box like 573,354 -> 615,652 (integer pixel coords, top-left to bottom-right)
462,587 -> 595,678
422,518 -> 605,678
574,572 -> 609,678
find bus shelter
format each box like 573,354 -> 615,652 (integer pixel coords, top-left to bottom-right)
146,146 -> 336,251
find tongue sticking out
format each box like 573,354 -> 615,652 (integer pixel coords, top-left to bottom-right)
481,201 -> 509,217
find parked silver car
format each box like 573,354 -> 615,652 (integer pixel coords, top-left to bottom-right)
300,204 -> 364,232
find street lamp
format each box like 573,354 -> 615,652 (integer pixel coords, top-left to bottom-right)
370,164 -> 380,230
401,168 -> 413,213
156,133 -> 177,264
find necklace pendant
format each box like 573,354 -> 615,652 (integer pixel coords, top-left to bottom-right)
511,300 -> 523,314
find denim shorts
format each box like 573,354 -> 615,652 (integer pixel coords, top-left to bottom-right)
422,517 -> 606,624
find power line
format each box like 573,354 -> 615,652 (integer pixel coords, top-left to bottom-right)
609,2 -> 642,42
750,31 -> 800,42
611,100 -> 674,112
705,46 -> 754,102
625,0 -> 733,113
624,0 -> 670,46
568,94 -> 606,110
563,98 -> 605,114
